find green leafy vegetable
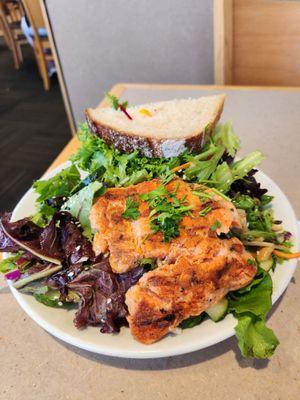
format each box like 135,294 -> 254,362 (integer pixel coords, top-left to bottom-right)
105,92 -> 121,110
234,314 -> 279,359
20,282 -> 48,295
212,121 -> 240,157
233,194 -> 257,210
185,145 -> 225,182
34,290 -> 63,308
105,92 -> 129,110
229,271 -> 279,358
211,151 -> 265,193
61,181 -> 104,240
32,164 -> 81,225
31,202 -> 58,227
140,184 -> 193,242
105,92 -> 132,120
0,253 -> 22,273
229,272 -> 273,316
210,220 -> 221,232
33,289 -> 78,308
33,164 -> 80,203
140,184 -> 168,204
260,194 -> 274,206
121,197 -> 140,221
233,193 -> 282,244
183,123 -> 263,193
199,206 -> 212,217
71,124 -> 181,188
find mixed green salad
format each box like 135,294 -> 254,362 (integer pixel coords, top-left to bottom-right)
0,116 -> 297,359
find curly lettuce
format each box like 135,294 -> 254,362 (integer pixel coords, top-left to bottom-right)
229,270 -> 279,358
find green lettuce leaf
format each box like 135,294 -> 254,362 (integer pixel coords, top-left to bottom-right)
211,151 -> 265,193
0,253 -> 23,273
33,164 -> 80,203
61,181 -> 104,239
229,272 -> 279,358
71,124 -> 182,187
229,272 -> 272,317
212,121 -> 240,157
184,145 -> 225,181
235,314 -> 279,359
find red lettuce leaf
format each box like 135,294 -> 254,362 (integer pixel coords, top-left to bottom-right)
0,212 -> 94,266
229,169 -> 268,199
68,258 -> 144,333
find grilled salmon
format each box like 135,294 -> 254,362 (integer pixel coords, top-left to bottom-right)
90,177 -> 256,344
90,178 -> 242,273
126,237 -> 256,344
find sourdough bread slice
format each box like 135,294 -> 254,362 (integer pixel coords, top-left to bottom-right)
86,94 -> 225,158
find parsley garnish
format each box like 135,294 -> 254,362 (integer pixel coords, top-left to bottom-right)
210,219 -> 221,232
247,258 -> 256,266
140,184 -> 193,242
105,92 -> 132,120
199,206 -> 212,217
121,197 -> 140,220
192,189 -> 213,202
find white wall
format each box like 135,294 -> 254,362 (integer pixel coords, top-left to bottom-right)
45,0 -> 214,124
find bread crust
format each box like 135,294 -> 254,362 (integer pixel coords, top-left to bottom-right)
85,99 -> 224,158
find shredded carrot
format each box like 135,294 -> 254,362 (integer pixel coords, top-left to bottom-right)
172,162 -> 192,173
273,249 -> 300,259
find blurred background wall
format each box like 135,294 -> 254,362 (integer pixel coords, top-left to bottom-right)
44,0 -> 214,124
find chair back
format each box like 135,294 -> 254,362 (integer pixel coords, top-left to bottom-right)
0,0 -> 23,22
22,0 -> 53,90
41,0 -> 215,130
0,1 -> 15,41
214,0 -> 300,86
22,0 -> 44,30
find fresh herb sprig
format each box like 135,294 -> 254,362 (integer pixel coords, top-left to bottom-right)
105,92 -> 132,120
140,184 -> 193,242
121,197 -> 140,221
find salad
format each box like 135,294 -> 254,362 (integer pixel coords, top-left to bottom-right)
0,106 -> 298,359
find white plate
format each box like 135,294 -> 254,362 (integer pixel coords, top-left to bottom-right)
6,163 -> 299,359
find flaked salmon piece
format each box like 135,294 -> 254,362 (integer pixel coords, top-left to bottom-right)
90,178 -> 242,273
125,237 -> 256,344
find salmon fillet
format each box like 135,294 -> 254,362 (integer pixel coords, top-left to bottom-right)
90,178 -> 242,273
90,177 -> 256,344
125,237 -> 256,344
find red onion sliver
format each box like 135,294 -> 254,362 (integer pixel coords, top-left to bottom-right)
5,269 -> 21,281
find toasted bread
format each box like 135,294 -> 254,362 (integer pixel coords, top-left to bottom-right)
86,94 -> 225,157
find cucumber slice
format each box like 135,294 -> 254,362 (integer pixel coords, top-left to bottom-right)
206,297 -> 228,322
259,258 -> 275,271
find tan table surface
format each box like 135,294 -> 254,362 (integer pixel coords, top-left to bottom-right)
1,84 -> 300,400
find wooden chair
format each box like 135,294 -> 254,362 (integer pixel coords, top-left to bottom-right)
0,0 -> 27,69
22,0 -> 54,90
214,0 -> 300,86
5,0 -> 23,22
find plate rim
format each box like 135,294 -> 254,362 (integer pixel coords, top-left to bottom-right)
5,162 -> 299,359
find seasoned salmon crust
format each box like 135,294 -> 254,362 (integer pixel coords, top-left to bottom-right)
90,178 -> 242,273
90,178 -> 256,344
